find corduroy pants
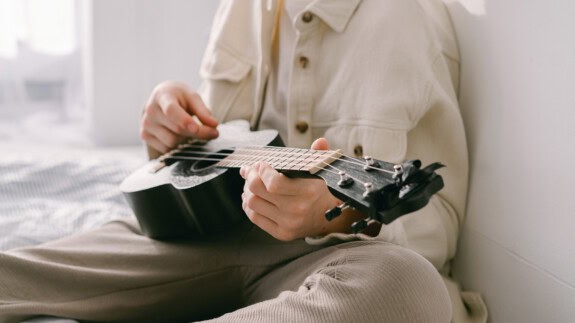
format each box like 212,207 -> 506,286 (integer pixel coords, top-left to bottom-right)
0,218 -> 451,323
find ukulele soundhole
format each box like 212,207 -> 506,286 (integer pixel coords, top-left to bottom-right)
171,148 -> 232,178
190,148 -> 234,173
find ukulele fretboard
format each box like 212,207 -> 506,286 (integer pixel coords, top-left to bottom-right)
216,147 -> 342,174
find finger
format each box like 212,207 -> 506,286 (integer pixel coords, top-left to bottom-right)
140,119 -> 171,153
242,190 -> 281,222
156,91 -> 219,140
184,92 -> 219,128
257,162 -> 305,196
150,124 -> 184,149
242,193 -> 279,234
156,95 -> 198,135
151,102 -> 190,135
239,165 -> 251,179
311,137 -> 329,150
187,121 -> 220,140
146,98 -> 193,137
150,105 -> 217,141
183,92 -> 219,140
144,134 -> 170,154
244,164 -> 280,204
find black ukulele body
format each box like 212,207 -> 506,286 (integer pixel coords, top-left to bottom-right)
120,121 -> 283,239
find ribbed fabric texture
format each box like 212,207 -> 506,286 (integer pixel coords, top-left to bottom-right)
207,242 -> 451,323
1,221 -> 450,322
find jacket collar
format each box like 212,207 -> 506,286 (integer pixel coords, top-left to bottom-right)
307,0 -> 363,33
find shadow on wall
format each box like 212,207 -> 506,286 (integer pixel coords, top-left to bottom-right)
445,0 -> 575,322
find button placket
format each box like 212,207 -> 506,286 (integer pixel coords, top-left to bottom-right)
298,56 -> 309,68
286,11 -> 320,148
302,11 -> 313,23
354,144 -> 364,157
295,121 -> 309,133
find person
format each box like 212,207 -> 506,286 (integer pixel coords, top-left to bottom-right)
0,0 -> 487,322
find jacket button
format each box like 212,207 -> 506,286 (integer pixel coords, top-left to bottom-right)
295,121 -> 309,133
302,12 -> 313,23
299,56 -> 309,68
353,144 -> 364,157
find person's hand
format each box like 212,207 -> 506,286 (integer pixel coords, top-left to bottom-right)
240,138 -> 366,241
140,81 -> 219,154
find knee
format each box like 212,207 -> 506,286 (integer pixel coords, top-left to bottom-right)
313,242 -> 452,322
371,243 -> 451,321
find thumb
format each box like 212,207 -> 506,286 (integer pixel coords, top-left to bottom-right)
311,137 -> 329,151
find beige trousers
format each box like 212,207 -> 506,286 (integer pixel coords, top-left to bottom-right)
0,219 -> 451,323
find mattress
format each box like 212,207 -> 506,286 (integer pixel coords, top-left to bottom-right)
0,142 -> 146,322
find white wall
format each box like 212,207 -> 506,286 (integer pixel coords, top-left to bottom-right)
82,0 -> 219,145
444,1 -> 575,322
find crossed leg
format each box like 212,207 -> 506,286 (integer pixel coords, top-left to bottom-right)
209,241 -> 452,323
0,218 -> 450,323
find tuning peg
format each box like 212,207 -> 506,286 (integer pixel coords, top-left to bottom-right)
363,156 -> 380,171
393,164 -> 404,184
337,171 -> 354,187
325,202 -> 349,221
351,219 -> 369,233
351,218 -> 379,234
362,182 -> 375,198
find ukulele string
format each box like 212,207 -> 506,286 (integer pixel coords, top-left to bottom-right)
323,150 -> 395,175
166,146 -> 372,186
166,145 -> 395,175
315,160 -> 370,186
168,148 -> 338,167
165,148 -> 333,170
256,146 -> 396,175
164,154 -> 369,186
262,146 -> 395,175
167,147 -> 343,175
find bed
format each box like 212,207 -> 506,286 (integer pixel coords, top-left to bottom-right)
0,141 -> 145,322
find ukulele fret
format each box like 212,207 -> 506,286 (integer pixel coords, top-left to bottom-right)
215,147 -> 342,174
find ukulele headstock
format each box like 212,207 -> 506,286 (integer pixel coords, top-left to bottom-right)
313,156 -> 445,233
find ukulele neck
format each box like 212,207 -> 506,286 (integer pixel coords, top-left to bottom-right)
216,146 -> 342,174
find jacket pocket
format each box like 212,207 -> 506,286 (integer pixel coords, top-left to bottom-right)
323,124 -> 407,164
198,46 -> 254,123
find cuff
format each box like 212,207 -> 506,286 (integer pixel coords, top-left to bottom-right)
305,221 -> 407,247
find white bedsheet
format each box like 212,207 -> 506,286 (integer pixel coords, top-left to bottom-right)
0,143 -> 145,251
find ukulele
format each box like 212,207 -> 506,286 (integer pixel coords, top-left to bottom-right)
120,120 -> 444,240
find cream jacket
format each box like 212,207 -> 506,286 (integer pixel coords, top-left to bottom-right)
198,0 -> 486,321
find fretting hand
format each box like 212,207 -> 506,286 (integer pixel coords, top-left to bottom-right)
240,138 -> 367,241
